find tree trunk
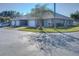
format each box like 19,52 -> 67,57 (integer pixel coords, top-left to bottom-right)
38,19 -> 43,30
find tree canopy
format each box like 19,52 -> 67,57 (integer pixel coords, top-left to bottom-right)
31,4 -> 50,18
0,17 -> 10,23
0,10 -> 21,18
30,4 -> 50,30
70,11 -> 79,20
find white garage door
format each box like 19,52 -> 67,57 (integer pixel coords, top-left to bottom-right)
28,20 -> 36,27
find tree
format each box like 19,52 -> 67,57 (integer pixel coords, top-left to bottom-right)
0,17 -> 5,23
0,11 -> 21,18
0,17 -> 10,23
31,4 -> 48,30
70,11 -> 79,21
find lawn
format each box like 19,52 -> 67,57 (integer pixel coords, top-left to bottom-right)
15,25 -> 79,33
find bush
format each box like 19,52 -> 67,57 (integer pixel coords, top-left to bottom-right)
0,17 -> 11,23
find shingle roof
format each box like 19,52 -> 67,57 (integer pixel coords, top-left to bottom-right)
13,11 -> 71,20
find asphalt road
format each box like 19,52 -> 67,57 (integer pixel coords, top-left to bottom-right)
0,28 -> 43,56
0,28 -> 79,56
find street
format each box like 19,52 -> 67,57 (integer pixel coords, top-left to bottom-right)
0,28 -> 79,56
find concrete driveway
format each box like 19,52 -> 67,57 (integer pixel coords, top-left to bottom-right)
0,28 -> 79,56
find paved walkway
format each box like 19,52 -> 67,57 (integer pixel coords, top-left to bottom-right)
0,28 -> 79,56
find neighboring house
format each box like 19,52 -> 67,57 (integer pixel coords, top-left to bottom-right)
11,11 -> 74,28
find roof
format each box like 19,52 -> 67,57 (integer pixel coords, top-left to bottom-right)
13,11 -> 72,20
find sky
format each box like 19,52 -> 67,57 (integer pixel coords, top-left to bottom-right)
0,3 -> 79,17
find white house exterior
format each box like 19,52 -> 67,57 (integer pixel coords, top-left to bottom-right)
11,16 -> 37,27
11,11 -> 73,28
28,20 -> 36,27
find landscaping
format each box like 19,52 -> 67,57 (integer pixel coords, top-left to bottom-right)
14,24 -> 79,33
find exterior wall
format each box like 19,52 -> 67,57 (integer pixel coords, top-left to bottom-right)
72,20 -> 78,25
11,20 -> 36,27
43,19 -> 65,27
11,18 -> 73,27
43,19 -> 73,27
63,20 -> 73,27
11,20 -> 20,26
11,20 -> 15,26
43,19 -> 52,27
16,21 -> 20,26
54,19 -> 64,27
28,20 -> 36,27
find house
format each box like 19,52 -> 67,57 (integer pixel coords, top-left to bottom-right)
11,11 -> 74,28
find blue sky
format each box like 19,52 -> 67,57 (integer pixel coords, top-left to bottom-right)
0,3 -> 79,17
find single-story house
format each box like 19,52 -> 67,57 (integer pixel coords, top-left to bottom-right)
11,11 -> 74,28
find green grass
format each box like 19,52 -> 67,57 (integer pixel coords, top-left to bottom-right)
4,24 -> 79,33
15,27 -> 42,32
15,25 -> 79,33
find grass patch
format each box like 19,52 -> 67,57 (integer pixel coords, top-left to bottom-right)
3,24 -> 79,33
14,26 -> 79,33
55,27 -> 79,32
16,27 -> 42,32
